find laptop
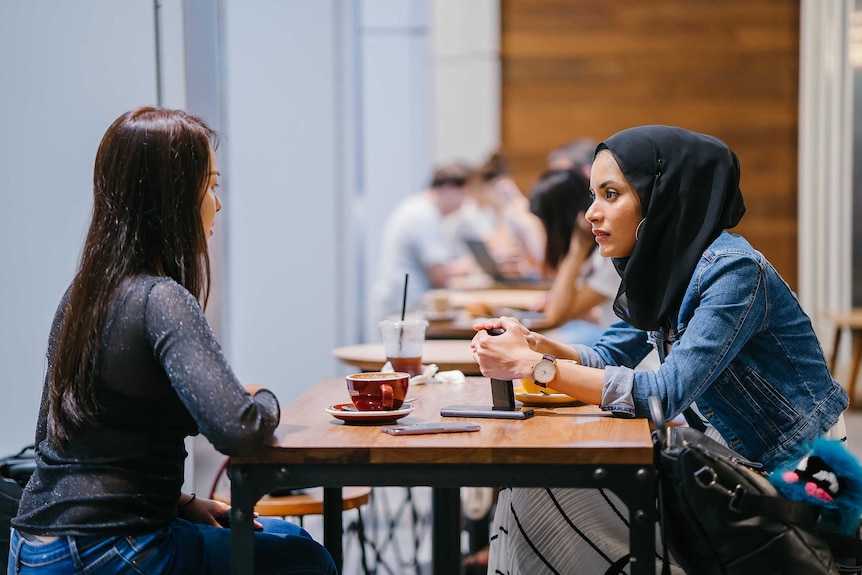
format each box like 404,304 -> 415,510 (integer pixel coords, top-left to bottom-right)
465,238 -> 552,289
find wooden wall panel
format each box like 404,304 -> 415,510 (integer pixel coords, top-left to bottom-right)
501,0 -> 800,287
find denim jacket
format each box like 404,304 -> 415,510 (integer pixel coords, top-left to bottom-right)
573,232 -> 848,470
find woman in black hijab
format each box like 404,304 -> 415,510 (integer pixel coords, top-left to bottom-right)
471,126 -> 847,574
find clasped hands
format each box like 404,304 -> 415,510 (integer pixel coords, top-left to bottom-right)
470,316 -> 542,381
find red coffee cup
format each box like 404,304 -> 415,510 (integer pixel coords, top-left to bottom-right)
346,372 -> 409,411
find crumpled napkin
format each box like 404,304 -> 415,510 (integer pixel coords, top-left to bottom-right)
381,362 -> 465,385
433,370 -> 466,385
409,363 -> 439,384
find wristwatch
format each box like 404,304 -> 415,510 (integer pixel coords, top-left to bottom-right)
531,354 -> 557,387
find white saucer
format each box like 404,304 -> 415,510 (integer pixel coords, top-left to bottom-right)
325,404 -> 414,425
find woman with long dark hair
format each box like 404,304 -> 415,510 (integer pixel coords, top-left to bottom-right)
8,107 -> 336,575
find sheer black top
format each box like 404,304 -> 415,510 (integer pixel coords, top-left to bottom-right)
13,275 -> 280,535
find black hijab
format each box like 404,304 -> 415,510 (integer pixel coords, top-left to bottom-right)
596,126 -> 746,331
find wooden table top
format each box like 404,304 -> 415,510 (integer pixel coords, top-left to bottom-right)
424,319 -> 478,340
422,313 -> 553,340
446,288 -> 547,311
238,377 -> 654,466
447,275 -> 551,292
332,339 -> 479,374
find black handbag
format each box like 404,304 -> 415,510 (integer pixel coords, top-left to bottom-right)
648,396 -> 846,575
0,444 -> 36,570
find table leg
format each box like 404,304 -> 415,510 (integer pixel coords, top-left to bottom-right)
622,466 -> 657,575
228,466 -> 258,575
465,513 -> 490,556
323,488 -> 344,573
432,487 -> 462,575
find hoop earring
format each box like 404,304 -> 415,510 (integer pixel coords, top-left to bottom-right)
635,218 -> 646,241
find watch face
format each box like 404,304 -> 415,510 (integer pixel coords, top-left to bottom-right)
534,359 -> 556,383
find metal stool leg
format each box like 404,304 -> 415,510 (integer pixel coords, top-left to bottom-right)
359,487 -> 432,575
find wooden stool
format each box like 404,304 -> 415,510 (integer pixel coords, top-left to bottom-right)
824,309 -> 862,409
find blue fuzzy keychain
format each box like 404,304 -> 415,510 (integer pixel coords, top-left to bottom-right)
770,438 -> 862,535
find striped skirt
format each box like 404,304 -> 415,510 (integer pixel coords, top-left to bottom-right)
486,487 -> 682,575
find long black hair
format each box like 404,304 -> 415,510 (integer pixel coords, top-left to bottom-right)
528,168 -> 593,270
48,107 -> 219,444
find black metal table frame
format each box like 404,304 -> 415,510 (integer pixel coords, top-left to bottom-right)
228,461 -> 656,575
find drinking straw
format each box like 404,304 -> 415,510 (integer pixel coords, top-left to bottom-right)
400,273 -> 409,321
399,273 -> 408,355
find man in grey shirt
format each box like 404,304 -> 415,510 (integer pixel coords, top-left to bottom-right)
370,163 -> 477,323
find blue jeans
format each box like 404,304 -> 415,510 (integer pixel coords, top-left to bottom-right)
7,518 -> 336,575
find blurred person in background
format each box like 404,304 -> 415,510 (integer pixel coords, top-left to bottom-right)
448,151 -> 546,279
370,163 -> 477,323
547,137 -> 597,178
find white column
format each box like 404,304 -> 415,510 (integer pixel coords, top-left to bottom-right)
359,0 -> 434,341
431,0 -> 500,165
219,0 -> 344,392
798,0 -> 853,342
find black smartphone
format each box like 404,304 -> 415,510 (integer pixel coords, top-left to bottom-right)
440,405 -> 534,420
381,422 -> 481,435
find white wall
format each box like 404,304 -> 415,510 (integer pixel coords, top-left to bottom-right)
0,0 -> 161,456
219,0 -> 344,394
432,0 -> 500,165
798,0 -> 854,345
359,0 -> 434,341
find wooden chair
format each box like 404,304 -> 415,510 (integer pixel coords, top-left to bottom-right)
824,309 -> 862,409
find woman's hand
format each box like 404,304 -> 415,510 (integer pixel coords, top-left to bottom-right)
471,316 -> 541,380
178,494 -> 262,530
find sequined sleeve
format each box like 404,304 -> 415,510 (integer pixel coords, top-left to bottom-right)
144,278 -> 280,456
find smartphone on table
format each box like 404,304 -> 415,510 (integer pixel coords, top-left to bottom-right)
381,422 -> 480,435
